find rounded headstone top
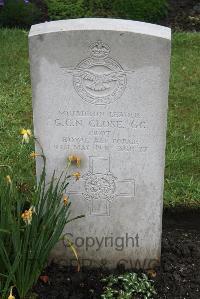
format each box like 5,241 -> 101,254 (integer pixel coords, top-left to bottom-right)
29,18 -> 171,40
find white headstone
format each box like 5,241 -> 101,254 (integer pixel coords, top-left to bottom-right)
29,19 -> 171,269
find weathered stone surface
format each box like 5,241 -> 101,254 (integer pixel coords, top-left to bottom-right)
29,18 -> 171,269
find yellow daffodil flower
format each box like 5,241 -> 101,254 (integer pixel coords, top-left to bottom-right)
6,175 -> 12,184
68,155 -> 81,167
20,129 -> 32,143
30,152 -> 40,158
76,156 -> 81,167
21,206 -> 35,225
72,172 -> 81,181
8,287 -> 15,299
63,195 -> 69,206
68,155 -> 75,162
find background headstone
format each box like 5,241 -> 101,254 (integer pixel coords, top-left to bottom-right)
29,19 -> 171,269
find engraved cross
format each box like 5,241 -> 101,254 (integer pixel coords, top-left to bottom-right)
68,156 -> 135,216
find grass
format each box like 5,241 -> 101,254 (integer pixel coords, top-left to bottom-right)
165,33 -> 200,207
0,29 -> 199,207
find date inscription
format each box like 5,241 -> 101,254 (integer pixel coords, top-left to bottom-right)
52,108 -> 149,153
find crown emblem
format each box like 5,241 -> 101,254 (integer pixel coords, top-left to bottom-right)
90,41 -> 110,59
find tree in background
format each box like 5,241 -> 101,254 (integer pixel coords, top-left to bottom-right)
0,0 -> 42,28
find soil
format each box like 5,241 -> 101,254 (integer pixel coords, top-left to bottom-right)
34,208 -> 200,299
160,0 -> 200,31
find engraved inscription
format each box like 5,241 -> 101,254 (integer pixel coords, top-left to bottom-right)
52,108 -> 149,153
62,41 -> 128,105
